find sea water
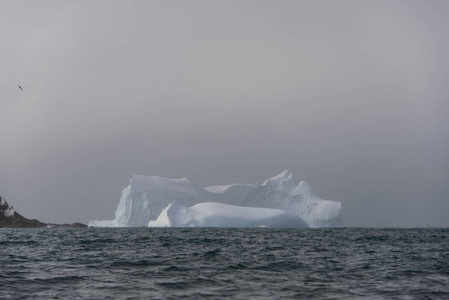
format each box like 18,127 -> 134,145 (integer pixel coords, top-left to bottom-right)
0,228 -> 448,299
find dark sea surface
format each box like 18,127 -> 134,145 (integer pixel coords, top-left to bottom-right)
0,228 -> 448,299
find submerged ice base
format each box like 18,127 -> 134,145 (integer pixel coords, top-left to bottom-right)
89,171 -> 342,228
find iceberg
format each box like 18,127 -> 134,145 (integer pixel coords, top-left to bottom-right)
149,202 -> 309,228
89,171 -> 342,228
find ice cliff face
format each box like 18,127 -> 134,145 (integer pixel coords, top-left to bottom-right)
89,171 -> 342,228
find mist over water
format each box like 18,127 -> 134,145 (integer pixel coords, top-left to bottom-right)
1,228 -> 448,299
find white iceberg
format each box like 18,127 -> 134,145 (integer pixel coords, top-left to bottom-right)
149,202 -> 309,228
89,171 -> 342,228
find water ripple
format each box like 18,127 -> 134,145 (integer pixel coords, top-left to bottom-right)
0,228 -> 448,299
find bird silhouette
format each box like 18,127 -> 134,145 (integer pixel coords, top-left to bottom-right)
17,84 -> 23,91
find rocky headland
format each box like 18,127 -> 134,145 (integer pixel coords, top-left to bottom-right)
0,196 -> 87,228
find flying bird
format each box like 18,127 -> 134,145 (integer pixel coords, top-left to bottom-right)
17,84 -> 23,91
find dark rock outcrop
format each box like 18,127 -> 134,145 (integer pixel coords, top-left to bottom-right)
0,196 -> 46,228
0,196 -> 86,228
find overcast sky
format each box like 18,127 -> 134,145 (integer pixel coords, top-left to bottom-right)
1,0 -> 448,227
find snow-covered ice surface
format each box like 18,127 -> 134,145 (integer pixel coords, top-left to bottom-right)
89,171 -> 342,228
149,202 -> 309,228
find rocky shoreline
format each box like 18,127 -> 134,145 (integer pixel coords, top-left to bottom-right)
0,196 -> 87,228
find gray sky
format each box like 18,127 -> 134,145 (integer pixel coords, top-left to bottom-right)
1,0 -> 448,227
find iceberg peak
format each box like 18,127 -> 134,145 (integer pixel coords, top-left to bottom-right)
292,180 -> 316,197
262,170 -> 297,194
264,170 -> 292,182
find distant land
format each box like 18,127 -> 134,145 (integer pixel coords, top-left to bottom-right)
0,196 -> 86,228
